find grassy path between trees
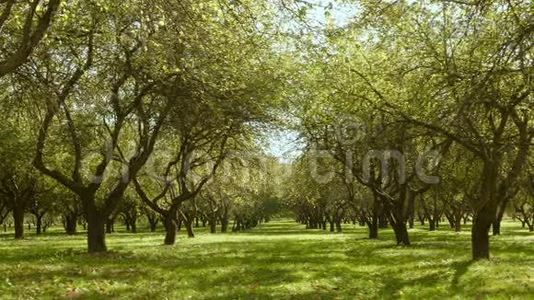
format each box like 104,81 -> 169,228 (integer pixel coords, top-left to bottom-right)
0,220 -> 533,299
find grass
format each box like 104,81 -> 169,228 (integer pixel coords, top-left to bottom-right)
0,220 -> 533,299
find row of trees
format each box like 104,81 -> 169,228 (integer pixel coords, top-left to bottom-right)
286,152 -> 534,235
1,0 -> 288,252
0,164 -> 282,238
284,0 -> 533,260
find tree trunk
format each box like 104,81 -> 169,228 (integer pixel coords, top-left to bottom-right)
453,212 -> 462,232
130,219 -> 137,233
64,214 -> 77,235
392,222 -> 410,246
177,218 -> 182,231
163,215 -> 177,245
429,219 -> 436,231
220,218 -> 228,233
233,218 -> 241,231
86,209 -> 107,253
418,214 -> 425,226
472,162 -> 499,260
454,219 -> 462,232
147,216 -> 158,232
445,214 -> 454,229
329,220 -> 335,232
492,220 -> 501,236
185,219 -> 195,238
36,216 -> 43,235
13,205 -> 24,239
379,215 -> 388,228
471,220 -> 490,260
492,199 -> 508,236
367,214 -> 379,239
106,218 -> 114,234
471,207 -> 494,260
368,222 -> 378,239
335,221 -> 342,233
209,218 -> 216,233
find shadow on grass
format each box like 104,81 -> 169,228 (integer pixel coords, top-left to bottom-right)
0,220 -> 533,299
451,260 -> 474,292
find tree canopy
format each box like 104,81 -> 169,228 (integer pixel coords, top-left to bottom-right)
0,0 -> 532,265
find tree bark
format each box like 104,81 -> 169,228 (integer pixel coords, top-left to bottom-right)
335,220 -> 342,232
13,205 -> 24,239
492,221 -> 501,236
106,218 -> 114,234
492,199 -> 508,236
368,223 -> 378,239
164,215 -> 177,245
149,221 -> 157,232
185,219 -> 195,238
429,219 -> 436,231
220,218 -> 228,233
471,161 -> 500,260
147,215 -> 158,232
86,209 -> 107,253
36,216 -> 43,235
471,204 -> 495,260
471,219 -> 490,260
64,213 -> 78,235
392,222 -> 410,246
418,214 -> 425,226
367,215 -> 379,239
454,219 -> 462,232
130,219 -> 137,233
378,215 -> 388,228
209,218 -> 216,233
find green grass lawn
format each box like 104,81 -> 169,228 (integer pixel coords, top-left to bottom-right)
0,220 -> 533,299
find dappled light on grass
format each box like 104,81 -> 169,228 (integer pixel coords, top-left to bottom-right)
0,220 -> 533,299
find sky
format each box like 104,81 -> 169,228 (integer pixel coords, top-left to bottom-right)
310,0 -> 359,27
264,1 -> 358,163
265,129 -> 303,163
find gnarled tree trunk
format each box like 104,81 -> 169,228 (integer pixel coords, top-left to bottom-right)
63,212 -> 78,235
35,215 -> 43,235
13,204 -> 25,239
164,214 -> 177,245
86,207 -> 107,253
